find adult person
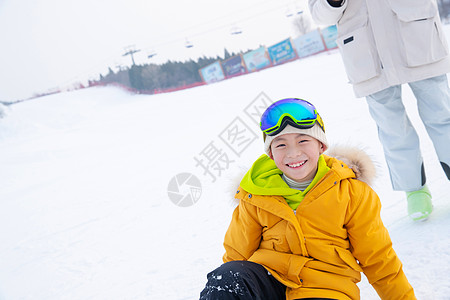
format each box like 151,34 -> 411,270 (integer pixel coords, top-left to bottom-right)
309,0 -> 450,221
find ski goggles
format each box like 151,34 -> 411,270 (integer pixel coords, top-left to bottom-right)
260,98 -> 325,137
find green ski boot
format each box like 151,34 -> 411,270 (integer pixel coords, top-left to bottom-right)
406,185 -> 433,221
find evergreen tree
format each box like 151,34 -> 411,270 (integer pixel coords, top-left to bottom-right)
94,52 -> 236,93
224,48 -> 232,59
128,65 -> 144,90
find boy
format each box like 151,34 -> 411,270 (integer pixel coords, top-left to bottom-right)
200,98 -> 415,299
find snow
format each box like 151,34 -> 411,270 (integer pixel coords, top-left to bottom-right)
1,43 -> 450,300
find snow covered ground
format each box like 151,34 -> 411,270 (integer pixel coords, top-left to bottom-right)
1,41 -> 450,300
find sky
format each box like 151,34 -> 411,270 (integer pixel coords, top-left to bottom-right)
0,0 -> 310,101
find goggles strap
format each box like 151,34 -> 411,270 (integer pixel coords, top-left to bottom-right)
265,116 -> 316,137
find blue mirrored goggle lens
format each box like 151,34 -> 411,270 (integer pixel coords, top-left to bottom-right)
260,98 -> 317,132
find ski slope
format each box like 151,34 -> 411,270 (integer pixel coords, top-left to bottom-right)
1,45 -> 450,299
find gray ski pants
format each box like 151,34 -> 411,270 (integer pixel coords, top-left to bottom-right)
366,74 -> 450,192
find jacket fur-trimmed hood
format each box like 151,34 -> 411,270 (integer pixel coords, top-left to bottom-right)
325,145 -> 377,186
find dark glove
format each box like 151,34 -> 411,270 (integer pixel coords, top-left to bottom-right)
327,0 -> 344,7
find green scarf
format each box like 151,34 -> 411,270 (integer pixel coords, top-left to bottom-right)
240,154 -> 330,210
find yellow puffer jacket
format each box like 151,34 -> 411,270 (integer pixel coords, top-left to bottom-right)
223,150 -> 415,300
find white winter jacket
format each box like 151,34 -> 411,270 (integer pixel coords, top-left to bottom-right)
309,0 -> 450,97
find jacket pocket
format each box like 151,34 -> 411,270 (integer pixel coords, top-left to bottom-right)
388,0 -> 448,66
335,247 -> 363,272
260,237 -> 291,253
387,0 -> 436,21
261,221 -> 292,253
336,26 -> 381,84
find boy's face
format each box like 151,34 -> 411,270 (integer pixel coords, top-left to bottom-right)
270,133 -> 324,183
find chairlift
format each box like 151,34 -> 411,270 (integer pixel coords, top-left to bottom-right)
148,49 -> 157,59
185,39 -> 194,48
230,25 -> 242,35
285,7 -> 294,18
285,4 -> 303,17
295,4 -> 304,15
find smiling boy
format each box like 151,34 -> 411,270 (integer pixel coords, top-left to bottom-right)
270,133 -> 323,182
200,98 -> 415,300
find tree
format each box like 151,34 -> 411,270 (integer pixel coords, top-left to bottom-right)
93,52 -> 241,93
128,65 -> 144,90
291,14 -> 313,36
224,48 -> 232,59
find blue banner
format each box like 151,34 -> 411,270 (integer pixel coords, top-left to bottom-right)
267,38 -> 297,65
199,61 -> 225,84
243,47 -> 272,72
292,29 -> 325,58
222,55 -> 247,77
321,25 -> 338,49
